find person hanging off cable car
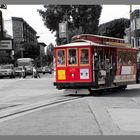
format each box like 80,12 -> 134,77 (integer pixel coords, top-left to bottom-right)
105,59 -> 112,87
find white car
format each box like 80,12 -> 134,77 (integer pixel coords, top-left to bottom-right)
42,66 -> 52,74
0,64 -> 15,78
14,67 -> 22,76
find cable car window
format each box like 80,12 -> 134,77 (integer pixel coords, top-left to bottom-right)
122,51 -> 127,65
57,49 -> 66,66
118,51 -> 122,65
68,48 -> 77,65
80,48 -> 89,65
132,52 -> 136,64
128,52 -> 132,65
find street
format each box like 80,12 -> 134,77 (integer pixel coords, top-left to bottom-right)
0,74 -> 140,135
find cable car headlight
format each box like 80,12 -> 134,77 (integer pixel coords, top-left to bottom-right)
71,73 -> 74,77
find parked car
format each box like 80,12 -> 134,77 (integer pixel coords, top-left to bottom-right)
14,67 -> 22,76
37,67 -> 42,73
0,64 -> 15,78
42,67 -> 46,74
44,66 -> 52,74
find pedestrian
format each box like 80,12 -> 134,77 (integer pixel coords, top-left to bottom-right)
32,66 -> 36,78
36,66 -> 40,78
23,65 -> 27,78
32,66 -> 40,78
21,66 -> 26,78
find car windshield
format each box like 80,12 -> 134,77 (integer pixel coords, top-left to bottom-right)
15,67 -> 22,70
0,65 -> 12,69
45,66 -> 50,68
18,62 -> 29,66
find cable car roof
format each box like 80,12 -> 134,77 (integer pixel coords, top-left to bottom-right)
55,39 -> 138,50
72,34 -> 125,41
56,40 -> 105,47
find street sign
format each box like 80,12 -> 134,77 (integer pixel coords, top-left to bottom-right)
59,22 -> 67,38
0,40 -> 12,50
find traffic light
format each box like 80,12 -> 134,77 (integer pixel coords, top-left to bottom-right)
0,4 -> 7,9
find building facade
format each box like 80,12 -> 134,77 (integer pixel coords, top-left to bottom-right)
38,42 -> 46,67
11,17 -> 38,59
0,10 -> 13,64
130,9 -> 140,48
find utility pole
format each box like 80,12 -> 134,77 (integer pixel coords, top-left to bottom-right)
130,3 -> 132,46
134,11 -> 137,48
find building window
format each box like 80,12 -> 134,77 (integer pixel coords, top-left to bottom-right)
136,18 -> 140,29
131,19 -> 136,30
137,37 -> 140,48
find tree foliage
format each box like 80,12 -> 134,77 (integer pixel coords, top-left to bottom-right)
45,43 -> 54,66
98,18 -> 130,38
38,5 -> 102,44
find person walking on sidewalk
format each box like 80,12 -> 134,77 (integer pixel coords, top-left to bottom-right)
32,66 -> 40,78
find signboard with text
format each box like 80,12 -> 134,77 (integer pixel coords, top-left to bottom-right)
0,40 -> 12,50
59,22 -> 67,38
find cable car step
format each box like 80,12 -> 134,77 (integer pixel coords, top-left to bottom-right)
90,85 -> 118,91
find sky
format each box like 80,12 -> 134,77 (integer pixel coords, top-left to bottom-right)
1,5 -> 140,46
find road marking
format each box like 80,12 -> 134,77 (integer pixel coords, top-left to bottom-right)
0,97 -> 85,123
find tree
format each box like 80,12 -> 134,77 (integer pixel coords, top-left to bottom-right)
98,18 -> 130,38
46,43 -> 54,66
38,5 -> 102,44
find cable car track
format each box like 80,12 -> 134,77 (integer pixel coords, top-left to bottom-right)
0,96 -> 85,121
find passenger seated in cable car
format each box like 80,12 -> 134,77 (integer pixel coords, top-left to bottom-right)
69,55 -> 76,64
58,55 -> 65,65
80,50 -> 89,64
57,50 -> 65,65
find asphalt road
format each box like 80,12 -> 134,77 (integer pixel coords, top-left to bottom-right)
1,74 -> 140,135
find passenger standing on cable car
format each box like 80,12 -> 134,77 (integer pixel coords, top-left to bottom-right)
110,62 -> 116,84
105,59 -> 112,86
94,54 -> 99,88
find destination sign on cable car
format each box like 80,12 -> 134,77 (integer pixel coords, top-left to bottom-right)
105,41 -> 131,47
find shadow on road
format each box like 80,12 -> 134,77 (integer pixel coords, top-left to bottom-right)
63,88 -> 140,98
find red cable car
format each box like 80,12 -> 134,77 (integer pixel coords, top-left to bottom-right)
53,34 -> 138,95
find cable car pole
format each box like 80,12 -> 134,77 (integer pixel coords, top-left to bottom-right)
130,2 -> 132,46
